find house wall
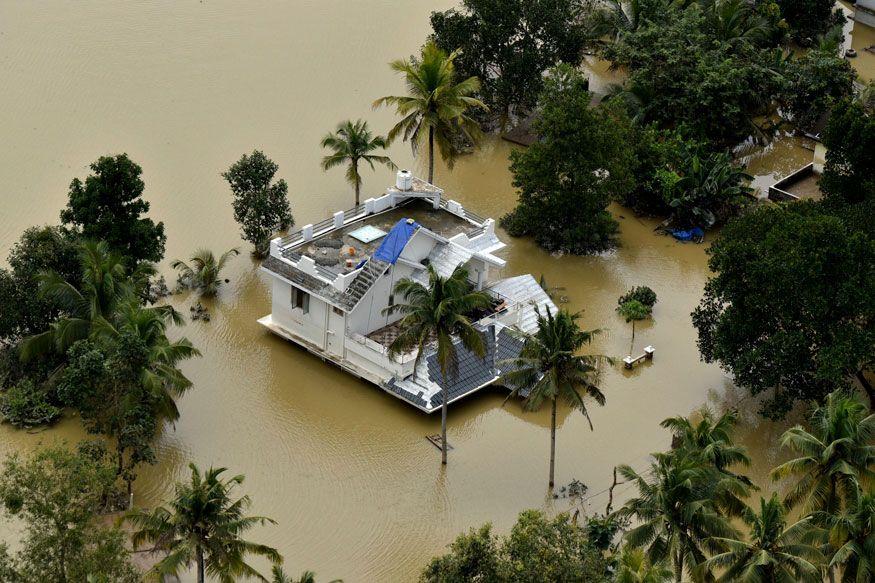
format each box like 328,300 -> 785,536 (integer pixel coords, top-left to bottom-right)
270,278 -> 331,350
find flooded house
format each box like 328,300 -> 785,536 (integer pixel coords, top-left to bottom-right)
259,171 -> 556,412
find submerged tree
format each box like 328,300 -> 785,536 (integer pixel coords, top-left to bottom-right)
320,119 -> 395,206
374,41 -> 487,184
127,463 -> 281,583
223,151 -> 294,257
617,299 -> 649,357
61,154 -> 166,265
500,307 -> 609,488
386,264 -> 492,465
171,247 -> 240,296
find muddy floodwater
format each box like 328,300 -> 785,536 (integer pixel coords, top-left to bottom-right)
0,2 -> 865,581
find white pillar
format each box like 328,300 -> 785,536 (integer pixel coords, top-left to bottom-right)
333,211 -> 344,229
302,224 -> 313,241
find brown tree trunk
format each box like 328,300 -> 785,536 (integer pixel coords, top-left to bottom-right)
549,399 -> 557,488
353,159 -> 360,206
856,370 -> 875,411
197,546 -> 205,583
630,320 -> 636,357
441,385 -> 448,466
428,126 -> 435,185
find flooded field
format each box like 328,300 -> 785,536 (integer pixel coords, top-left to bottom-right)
0,2 -> 864,580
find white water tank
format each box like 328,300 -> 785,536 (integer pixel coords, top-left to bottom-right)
396,169 -> 413,191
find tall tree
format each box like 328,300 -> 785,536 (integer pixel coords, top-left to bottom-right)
61,154 -> 166,265
429,0 -> 588,122
777,0 -> 844,43
374,41 -> 486,184
127,463 -> 281,583
817,486 -> 875,582
780,47 -> 856,134
320,119 -> 395,206
223,151 -> 294,258
500,65 -> 635,254
692,203 -> 875,416
386,265 -> 492,465
820,99 -> 875,208
616,453 -> 738,582
500,307 -> 609,488
615,545 -> 673,583
770,391 -> 875,515
0,444 -> 140,583
701,494 -> 822,582
617,300 -> 649,357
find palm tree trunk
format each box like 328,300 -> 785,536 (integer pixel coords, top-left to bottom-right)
856,370 -> 875,411
428,126 -> 435,185
441,380 -> 449,466
674,551 -> 683,583
630,320 -> 636,357
197,546 -> 205,583
353,159 -> 361,206
549,399 -> 557,488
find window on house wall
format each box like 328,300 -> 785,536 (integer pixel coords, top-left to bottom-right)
332,306 -> 343,316
291,287 -> 310,314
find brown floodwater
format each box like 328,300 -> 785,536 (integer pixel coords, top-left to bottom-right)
0,2 -> 833,581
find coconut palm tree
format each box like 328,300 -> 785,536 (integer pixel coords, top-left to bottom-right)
500,307 -> 610,488
701,494 -> 822,582
127,464 -> 280,583
374,41 -> 487,184
386,264 -> 492,465
615,545 -> 673,583
271,565 -> 342,583
616,453 -> 738,582
817,486 -> 875,582
170,248 -> 239,297
320,119 -> 395,206
771,391 -> 875,516
19,240 -> 152,360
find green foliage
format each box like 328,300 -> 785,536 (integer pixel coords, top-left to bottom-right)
621,126 -> 693,216
320,119 -> 395,205
61,154 -> 166,265
500,306 -> 609,485
421,510 -> 609,582
271,565 -> 343,583
777,0 -> 844,43
820,99 -> 875,208
617,300 -> 649,323
617,286 -> 657,311
0,379 -> 61,428
664,150 -> 752,229
171,247 -> 240,296
614,545 -> 672,583
429,0 -> 588,122
781,46 -> 856,133
501,65 -> 635,254
374,41 -> 487,183
127,463 -> 280,582
692,202 -> 875,417
818,485 -> 875,582
604,5 -> 785,149
0,444 -> 139,583
223,150 -> 294,257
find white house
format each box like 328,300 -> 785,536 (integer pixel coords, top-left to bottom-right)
259,171 -> 556,413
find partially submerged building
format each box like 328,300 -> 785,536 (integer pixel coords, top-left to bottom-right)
259,172 -> 555,413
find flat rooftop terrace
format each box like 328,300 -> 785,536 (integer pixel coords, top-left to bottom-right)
289,199 -> 484,277
768,163 -> 822,202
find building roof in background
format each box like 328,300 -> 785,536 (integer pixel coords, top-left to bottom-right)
488,275 -> 557,334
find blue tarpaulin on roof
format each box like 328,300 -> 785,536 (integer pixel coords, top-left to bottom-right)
373,219 -> 419,264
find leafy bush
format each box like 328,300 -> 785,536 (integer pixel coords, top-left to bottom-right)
618,286 -> 657,311
0,380 -> 61,428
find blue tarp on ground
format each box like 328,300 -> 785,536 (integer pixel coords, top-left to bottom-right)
373,219 -> 420,264
671,227 -> 705,242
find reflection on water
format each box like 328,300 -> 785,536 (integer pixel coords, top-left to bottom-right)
0,2 -> 808,580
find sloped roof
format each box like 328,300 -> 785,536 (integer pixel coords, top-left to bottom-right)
494,326 -> 532,398
427,326 -> 496,406
488,275 -> 558,334
427,241 -> 474,278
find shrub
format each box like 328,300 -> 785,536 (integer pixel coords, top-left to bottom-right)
618,286 -> 657,311
0,380 -> 61,428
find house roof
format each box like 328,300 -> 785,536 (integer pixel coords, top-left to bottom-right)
488,275 -> 558,334
494,326 -> 532,398
260,255 -> 357,311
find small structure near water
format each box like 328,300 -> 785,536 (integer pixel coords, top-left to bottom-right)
623,345 -> 655,369
768,162 -> 823,202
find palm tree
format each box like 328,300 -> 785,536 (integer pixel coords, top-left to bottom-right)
20,240 -> 144,360
373,41 -> 487,184
171,248 -> 240,296
818,486 -> 875,582
320,119 -> 395,206
386,264 -> 492,465
770,391 -> 875,516
615,545 -> 673,583
701,494 -> 822,582
616,453 -> 738,582
271,565 -> 342,583
500,307 -> 610,488
127,464 -> 280,583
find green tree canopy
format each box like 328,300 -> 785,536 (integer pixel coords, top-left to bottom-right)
320,119 -> 395,206
429,0 -> 588,123
223,150 -> 294,257
692,203 -> 875,417
61,154 -> 166,265
780,47 -> 856,134
777,0 -> 844,43
820,99 -> 875,209
171,247 -> 240,296
501,65 -> 635,254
